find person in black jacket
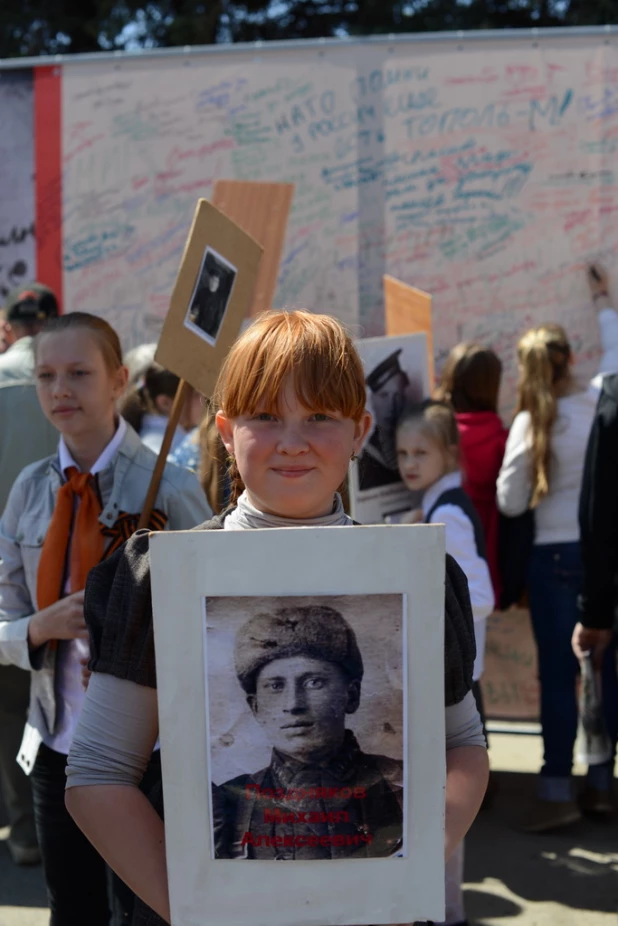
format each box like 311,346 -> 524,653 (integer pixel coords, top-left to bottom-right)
573,372 -> 618,813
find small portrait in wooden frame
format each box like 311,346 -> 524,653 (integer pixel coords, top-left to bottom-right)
184,247 -> 237,346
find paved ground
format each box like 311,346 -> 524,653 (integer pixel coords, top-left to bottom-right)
0,732 -> 616,925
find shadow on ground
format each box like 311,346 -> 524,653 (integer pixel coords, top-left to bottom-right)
1,768 -> 617,920
0,835 -> 47,909
465,769 -> 618,920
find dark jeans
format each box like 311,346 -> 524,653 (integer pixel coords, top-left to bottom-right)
528,542 -> 618,797
31,743 -> 111,926
31,742 -> 163,926
0,664 -> 37,847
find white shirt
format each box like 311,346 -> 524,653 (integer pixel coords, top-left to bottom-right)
44,418 -> 127,756
497,307 -> 618,546
423,471 -> 494,680
140,414 -> 186,456
0,336 -> 35,383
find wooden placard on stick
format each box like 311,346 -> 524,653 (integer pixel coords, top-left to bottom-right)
212,180 -> 294,317
155,198 -> 263,395
384,276 -> 434,386
138,199 -> 262,530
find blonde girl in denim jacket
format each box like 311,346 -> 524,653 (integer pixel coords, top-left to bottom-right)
0,312 -> 210,926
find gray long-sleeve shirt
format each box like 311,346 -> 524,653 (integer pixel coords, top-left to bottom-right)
66,675 -> 485,790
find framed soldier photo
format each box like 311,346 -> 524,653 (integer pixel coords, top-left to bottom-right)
350,334 -> 431,526
150,524 -> 446,926
206,594 -> 405,861
184,247 -> 237,346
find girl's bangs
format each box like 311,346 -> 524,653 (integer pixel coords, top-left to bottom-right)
218,311 -> 366,420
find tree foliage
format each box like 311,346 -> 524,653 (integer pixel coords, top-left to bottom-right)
0,0 -> 616,58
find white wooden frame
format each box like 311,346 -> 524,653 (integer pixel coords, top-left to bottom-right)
150,524 -> 446,926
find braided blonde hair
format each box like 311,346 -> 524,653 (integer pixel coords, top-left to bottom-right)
515,324 -> 571,507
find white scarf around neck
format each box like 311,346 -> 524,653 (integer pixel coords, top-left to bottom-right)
224,490 -> 353,530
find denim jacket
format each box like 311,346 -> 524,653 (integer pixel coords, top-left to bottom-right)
0,423 -> 211,771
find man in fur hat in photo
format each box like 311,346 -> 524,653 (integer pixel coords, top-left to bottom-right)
213,604 -> 404,861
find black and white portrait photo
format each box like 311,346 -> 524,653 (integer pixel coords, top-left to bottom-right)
351,334 -> 430,525
204,594 -> 406,862
359,347 -> 424,493
184,247 -> 237,345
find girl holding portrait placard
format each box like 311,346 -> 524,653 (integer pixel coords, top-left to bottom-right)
66,310 -> 488,925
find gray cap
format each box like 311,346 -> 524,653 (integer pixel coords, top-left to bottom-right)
235,605 -> 364,694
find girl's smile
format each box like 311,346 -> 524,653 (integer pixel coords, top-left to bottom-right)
272,466 -> 316,478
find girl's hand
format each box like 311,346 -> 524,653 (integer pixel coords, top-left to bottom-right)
571,621 -> 612,668
80,656 -> 93,690
402,508 -> 424,525
28,590 -> 87,649
588,264 -> 610,303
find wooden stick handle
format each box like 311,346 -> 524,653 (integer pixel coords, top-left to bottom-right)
138,379 -> 192,531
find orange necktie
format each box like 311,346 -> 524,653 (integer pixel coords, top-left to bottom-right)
37,467 -> 104,610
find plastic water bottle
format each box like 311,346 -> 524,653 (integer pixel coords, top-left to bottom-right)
575,651 -> 612,766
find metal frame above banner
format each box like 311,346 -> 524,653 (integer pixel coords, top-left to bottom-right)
0,23 -> 617,71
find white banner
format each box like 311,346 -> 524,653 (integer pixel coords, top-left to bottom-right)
59,35 -> 618,399
0,70 -> 35,303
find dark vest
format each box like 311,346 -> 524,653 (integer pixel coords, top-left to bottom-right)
426,487 -> 488,562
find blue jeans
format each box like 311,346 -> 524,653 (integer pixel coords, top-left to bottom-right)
528,542 -> 618,799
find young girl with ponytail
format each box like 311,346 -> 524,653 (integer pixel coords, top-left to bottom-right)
497,267 -> 618,831
0,312 -> 210,925
66,309 -> 488,926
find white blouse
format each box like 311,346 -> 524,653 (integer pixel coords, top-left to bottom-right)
497,307 -> 618,545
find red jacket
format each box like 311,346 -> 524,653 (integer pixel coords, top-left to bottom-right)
456,411 -> 508,607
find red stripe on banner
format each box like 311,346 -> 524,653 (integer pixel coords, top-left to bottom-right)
34,66 -> 63,310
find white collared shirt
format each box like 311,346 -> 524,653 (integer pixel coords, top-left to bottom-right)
45,417 -> 127,756
422,471 -> 493,681
58,415 -> 127,478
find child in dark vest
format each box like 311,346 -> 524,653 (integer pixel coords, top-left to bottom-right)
396,399 -> 493,926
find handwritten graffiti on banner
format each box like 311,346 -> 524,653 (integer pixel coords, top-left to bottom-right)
64,223 -> 136,272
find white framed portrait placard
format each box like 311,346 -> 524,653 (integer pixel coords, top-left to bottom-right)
149,524 -> 446,926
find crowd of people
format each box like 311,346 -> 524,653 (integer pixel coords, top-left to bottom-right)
0,268 -> 615,926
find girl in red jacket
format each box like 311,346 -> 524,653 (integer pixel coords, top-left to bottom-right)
437,343 -> 507,607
